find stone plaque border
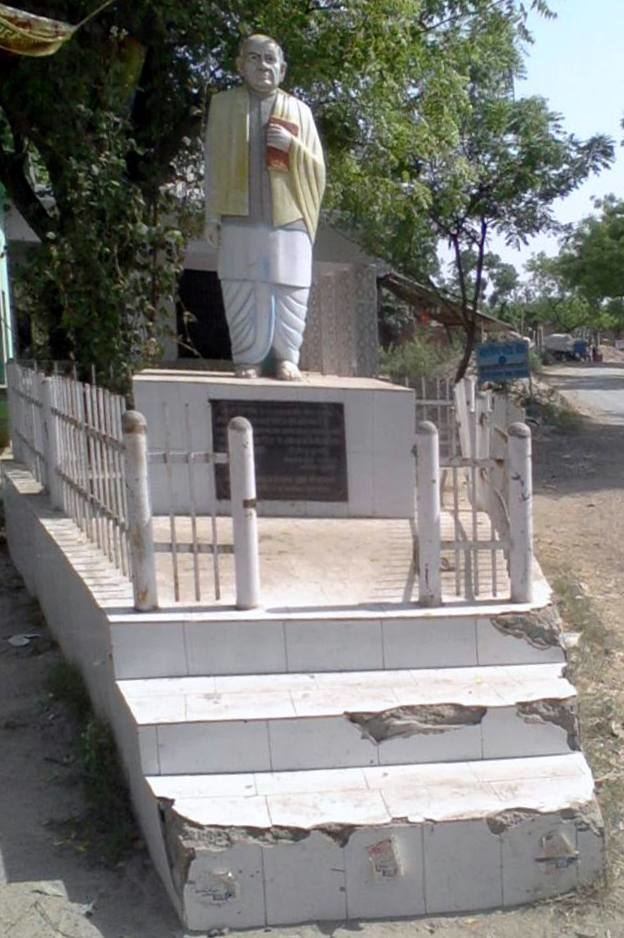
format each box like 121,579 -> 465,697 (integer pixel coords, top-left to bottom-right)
211,398 -> 348,502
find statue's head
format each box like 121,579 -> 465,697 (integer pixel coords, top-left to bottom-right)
237,34 -> 286,95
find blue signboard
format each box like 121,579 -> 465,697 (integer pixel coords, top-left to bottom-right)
477,340 -> 530,384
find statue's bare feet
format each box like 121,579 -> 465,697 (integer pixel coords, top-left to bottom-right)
275,360 -> 302,381
235,364 -> 260,379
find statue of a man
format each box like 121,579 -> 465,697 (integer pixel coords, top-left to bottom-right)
203,34 -> 326,380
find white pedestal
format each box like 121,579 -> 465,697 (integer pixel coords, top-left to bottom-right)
133,370 -> 415,519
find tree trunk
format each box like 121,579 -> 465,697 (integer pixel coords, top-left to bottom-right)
454,317 -> 477,383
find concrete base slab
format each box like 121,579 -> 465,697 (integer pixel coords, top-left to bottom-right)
133,370 -> 416,519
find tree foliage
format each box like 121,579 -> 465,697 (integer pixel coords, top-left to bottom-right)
519,252 -> 593,332
516,199 -> 624,337
558,196 -> 624,305
0,0 -> 615,388
322,0 -> 613,378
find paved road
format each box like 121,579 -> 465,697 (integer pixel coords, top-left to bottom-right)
543,362 -> 624,424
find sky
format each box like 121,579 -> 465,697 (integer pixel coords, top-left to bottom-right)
490,0 -> 624,273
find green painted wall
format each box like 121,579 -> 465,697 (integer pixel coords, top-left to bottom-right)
0,182 -> 15,385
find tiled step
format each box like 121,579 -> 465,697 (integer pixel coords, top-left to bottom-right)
109,607 -> 564,679
119,663 -> 577,775
147,753 -> 603,929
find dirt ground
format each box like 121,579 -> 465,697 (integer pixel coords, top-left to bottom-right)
2,372 -> 624,938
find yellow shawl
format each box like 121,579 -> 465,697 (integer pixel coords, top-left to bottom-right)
205,86 -> 325,239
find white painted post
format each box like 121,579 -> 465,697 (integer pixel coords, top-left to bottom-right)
415,420 -> 442,607
40,376 -> 63,510
474,389 -> 492,511
508,422 -> 533,603
228,416 -> 261,610
454,378 -> 471,459
464,375 -> 477,425
122,410 -> 158,611
5,361 -> 22,462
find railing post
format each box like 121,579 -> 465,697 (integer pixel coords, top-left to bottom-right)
40,376 -> 63,510
122,410 -> 158,612
464,375 -> 477,415
508,422 -> 533,603
5,361 -> 19,462
474,389 -> 492,511
228,416 -> 261,610
415,420 -> 442,607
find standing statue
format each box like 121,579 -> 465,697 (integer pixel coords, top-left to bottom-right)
203,34 -> 326,380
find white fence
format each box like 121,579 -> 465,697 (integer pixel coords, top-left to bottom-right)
147,400 -> 227,605
413,376 -> 456,461
415,376 -> 532,605
6,362 -> 47,485
8,362 -> 131,574
8,363 -> 532,611
5,362 -> 260,612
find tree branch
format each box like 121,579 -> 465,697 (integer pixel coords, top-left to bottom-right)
0,136 -> 53,241
471,216 -> 489,315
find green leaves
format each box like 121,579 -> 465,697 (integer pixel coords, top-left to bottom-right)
558,197 -> 624,306
0,0 -> 607,384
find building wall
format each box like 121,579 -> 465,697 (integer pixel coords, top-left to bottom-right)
5,206 -> 380,377
300,264 -> 379,377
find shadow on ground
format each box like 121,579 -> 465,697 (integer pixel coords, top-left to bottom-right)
0,541 -> 181,938
533,415 -> 624,497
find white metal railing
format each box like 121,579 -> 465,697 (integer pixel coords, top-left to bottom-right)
5,362 -> 261,612
413,375 -> 456,461
415,377 -> 533,605
8,362 -> 132,576
6,362 -> 47,484
50,371 -> 130,575
148,400 -> 228,606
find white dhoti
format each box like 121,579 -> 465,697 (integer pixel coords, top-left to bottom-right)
218,222 -> 312,366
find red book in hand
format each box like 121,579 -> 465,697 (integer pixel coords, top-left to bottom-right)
266,117 -> 298,172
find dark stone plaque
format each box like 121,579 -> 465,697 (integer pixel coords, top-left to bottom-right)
211,398 -> 348,502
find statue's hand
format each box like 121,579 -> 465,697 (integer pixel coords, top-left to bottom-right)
267,122 -> 293,152
203,220 -> 220,248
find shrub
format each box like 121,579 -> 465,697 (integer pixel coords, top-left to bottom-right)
379,332 -> 463,384
47,659 -> 136,863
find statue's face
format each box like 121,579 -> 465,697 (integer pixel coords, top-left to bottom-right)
238,37 -> 285,94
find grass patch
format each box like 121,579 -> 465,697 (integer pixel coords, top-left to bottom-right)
552,573 -> 606,647
47,659 -> 91,722
47,659 -> 137,864
551,572 -> 624,890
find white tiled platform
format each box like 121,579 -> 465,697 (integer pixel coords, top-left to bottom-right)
2,461 -> 604,931
150,513 -> 513,608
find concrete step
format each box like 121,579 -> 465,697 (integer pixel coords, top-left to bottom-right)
119,663 -> 577,775
109,605 -> 564,679
147,753 -> 603,929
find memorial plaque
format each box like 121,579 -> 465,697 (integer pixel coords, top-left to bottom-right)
211,398 -> 348,502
